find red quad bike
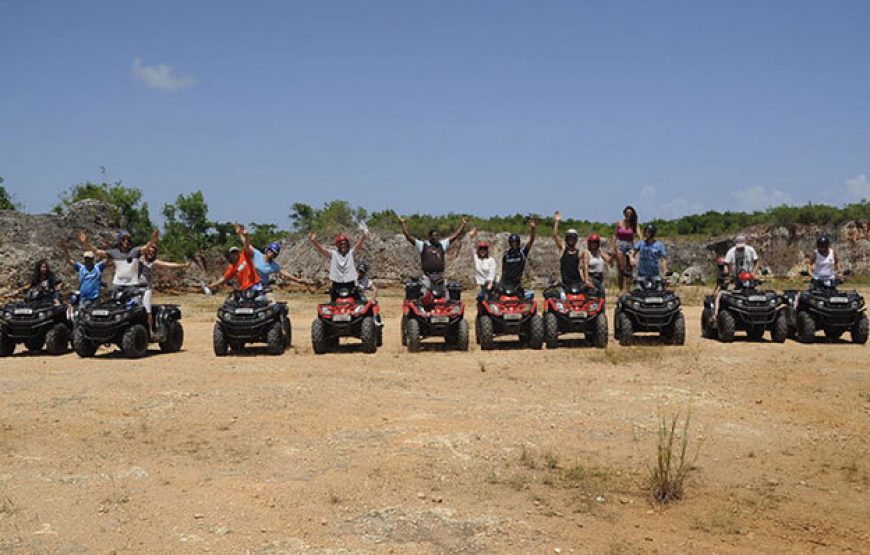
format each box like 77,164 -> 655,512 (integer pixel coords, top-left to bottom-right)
311,286 -> 381,354
476,285 -> 543,350
401,279 -> 469,353
541,283 -> 608,348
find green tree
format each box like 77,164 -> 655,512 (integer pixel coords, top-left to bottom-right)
54,181 -> 153,243
160,191 -> 215,260
0,177 -> 20,211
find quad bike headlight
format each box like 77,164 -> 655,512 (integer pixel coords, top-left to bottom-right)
554,302 -> 565,312
114,313 -> 123,322
769,299 -> 777,307
852,301 -> 860,309
257,311 -> 267,320
221,312 -> 232,321
816,300 -> 825,308
353,305 -> 365,315
320,305 -> 332,315
666,301 -> 674,310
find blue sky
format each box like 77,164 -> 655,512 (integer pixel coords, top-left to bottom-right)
1,0 -> 869,227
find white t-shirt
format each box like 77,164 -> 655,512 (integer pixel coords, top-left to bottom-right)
813,249 -> 836,279
329,248 -> 357,283
107,246 -> 142,286
724,246 -> 758,274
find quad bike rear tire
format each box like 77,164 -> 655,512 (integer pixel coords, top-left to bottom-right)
405,318 -> 421,353
376,324 -> 383,347
213,324 -> 228,357
852,313 -> 869,345
74,325 -> 97,358
0,332 -> 15,357
283,318 -> 293,349
543,312 -> 559,349
771,311 -> 787,344
25,335 -> 45,352
45,323 -> 69,355
528,314 -> 544,350
360,316 -> 378,354
592,313 -> 608,348
477,315 -> 495,351
122,324 -> 149,359
796,312 -> 816,344
159,320 -> 184,353
701,307 -> 716,339
454,319 -> 470,351
311,319 -> 328,355
670,313 -> 686,346
717,311 -> 736,343
617,312 -> 634,347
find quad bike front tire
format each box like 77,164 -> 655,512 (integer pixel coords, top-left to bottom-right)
405,318 -> 421,353
0,332 -> 15,357
477,315 -> 495,351
159,320 -> 184,353
617,312 -> 634,347
543,312 -> 559,349
311,319 -> 329,355
73,325 -> 97,358
360,316 -> 378,354
670,313 -> 686,346
213,324 -> 228,357
852,313 -> 869,345
266,322 -> 286,355
771,311 -> 788,343
45,323 -> 69,355
716,311 -> 736,343
122,324 -> 149,359
701,307 -> 716,339
454,319 -> 470,351
796,312 -> 816,344
528,314 -> 544,350
592,313 -> 608,348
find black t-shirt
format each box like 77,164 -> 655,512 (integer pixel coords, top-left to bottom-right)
560,248 -> 582,286
501,245 -> 530,287
30,274 -> 62,291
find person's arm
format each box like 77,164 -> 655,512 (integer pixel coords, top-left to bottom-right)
78,231 -> 107,258
581,251 -> 593,287
140,229 -> 160,251
751,251 -> 760,275
154,259 -> 191,270
368,281 -> 378,299
308,232 -> 330,258
525,218 -> 538,252
233,224 -> 254,258
660,252 -> 669,278
485,258 -> 497,289
398,216 -> 418,246
553,211 -> 563,251
60,241 -> 77,268
278,269 -> 316,286
448,216 -> 470,244
354,231 -> 367,252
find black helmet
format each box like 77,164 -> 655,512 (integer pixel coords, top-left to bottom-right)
644,223 -> 657,236
356,261 -> 370,275
508,233 -> 521,245
816,235 -> 830,249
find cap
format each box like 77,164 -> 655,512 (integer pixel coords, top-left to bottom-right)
228,246 -> 241,254
735,234 -> 747,247
83,250 -> 95,259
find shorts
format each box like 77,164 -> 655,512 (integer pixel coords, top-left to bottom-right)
617,240 -> 634,255
142,288 -> 153,313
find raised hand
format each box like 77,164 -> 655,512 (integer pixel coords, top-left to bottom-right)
308,232 -> 317,242
529,218 -> 538,230
554,211 -> 561,222
470,227 -> 478,238
397,215 -> 406,225
461,216 -> 469,225
78,231 -> 87,244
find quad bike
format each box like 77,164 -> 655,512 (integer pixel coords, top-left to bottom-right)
783,272 -> 867,344
475,284 -> 543,350
213,288 -> 291,356
401,279 -> 469,353
614,277 -> 685,346
0,288 -> 72,356
541,282 -> 608,348
75,286 -> 183,358
311,285 -> 381,354
701,271 -> 787,343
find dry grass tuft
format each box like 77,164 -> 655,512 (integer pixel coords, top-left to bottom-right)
648,411 -> 699,504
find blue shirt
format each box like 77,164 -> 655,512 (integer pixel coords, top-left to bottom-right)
635,240 -> 667,278
252,248 -> 281,286
75,261 -> 106,300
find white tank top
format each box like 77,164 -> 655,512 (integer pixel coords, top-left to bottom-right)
813,249 -> 835,279
587,251 -> 605,274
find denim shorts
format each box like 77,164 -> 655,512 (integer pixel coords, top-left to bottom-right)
617,240 -> 634,254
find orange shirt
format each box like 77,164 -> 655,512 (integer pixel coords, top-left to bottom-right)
223,249 -> 261,291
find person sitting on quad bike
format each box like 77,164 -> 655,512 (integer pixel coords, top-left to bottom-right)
469,228 -> 497,301
139,243 -> 191,336
251,241 -> 312,301
807,235 -> 839,281
356,261 -> 383,326
552,211 -> 583,293
399,214 -> 469,303
81,228 -> 159,295
308,231 -> 367,301
206,224 -> 264,298
12,260 -> 64,302
613,205 -> 641,291
631,224 -> 668,284
581,233 -> 614,297
61,240 -> 107,309
499,219 -> 538,294
713,234 -> 760,318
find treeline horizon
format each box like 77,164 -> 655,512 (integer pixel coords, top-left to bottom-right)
1,177 -> 869,261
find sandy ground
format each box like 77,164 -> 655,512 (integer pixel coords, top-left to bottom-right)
1,289 -> 868,554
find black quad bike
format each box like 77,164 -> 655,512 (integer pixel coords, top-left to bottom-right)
311,286 -> 381,354
475,284 -> 543,350
0,288 -> 72,356
213,288 -> 291,356
75,287 -> 183,358
784,274 -> 867,344
614,277 -> 685,346
401,279 -> 469,353
541,283 -> 608,349
701,271 -> 787,343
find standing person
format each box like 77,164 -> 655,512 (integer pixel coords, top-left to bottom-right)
552,211 -> 583,288
469,228 -> 497,300
807,235 -> 839,280
499,219 -> 537,292
581,234 -> 614,296
632,224 -> 668,282
206,224 -> 262,296
398,215 -> 469,302
613,206 -> 641,291
713,234 -> 761,318
81,229 -> 159,292
308,231 -> 367,300
139,244 -> 190,334
60,240 -> 107,308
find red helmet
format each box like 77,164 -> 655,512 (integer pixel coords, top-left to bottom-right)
738,271 -> 754,282
477,241 -> 489,249
587,233 -> 601,245
334,233 -> 349,246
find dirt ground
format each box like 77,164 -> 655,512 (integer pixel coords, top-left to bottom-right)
1,288 -> 868,554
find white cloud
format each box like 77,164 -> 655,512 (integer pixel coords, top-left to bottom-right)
732,186 -> 793,212
637,185 -> 704,219
131,57 -> 194,91
845,174 -> 870,202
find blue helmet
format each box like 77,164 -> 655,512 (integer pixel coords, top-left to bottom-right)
266,242 -> 281,255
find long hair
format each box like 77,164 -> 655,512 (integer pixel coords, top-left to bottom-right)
31,259 -> 53,285
623,205 -> 639,236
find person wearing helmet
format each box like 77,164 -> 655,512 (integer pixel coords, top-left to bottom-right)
80,228 -> 159,293
581,233 -> 614,296
553,211 -> 583,289
614,206 -> 641,291
251,240 -> 311,300
714,233 -> 760,318
499,219 -> 537,291
139,244 -> 191,334
206,224 -> 262,295
807,235 -> 839,280
399,214 -> 469,301
355,261 -> 383,325
60,238 -> 107,308
469,228 -> 497,300
631,224 -> 668,282
308,230 -> 367,301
